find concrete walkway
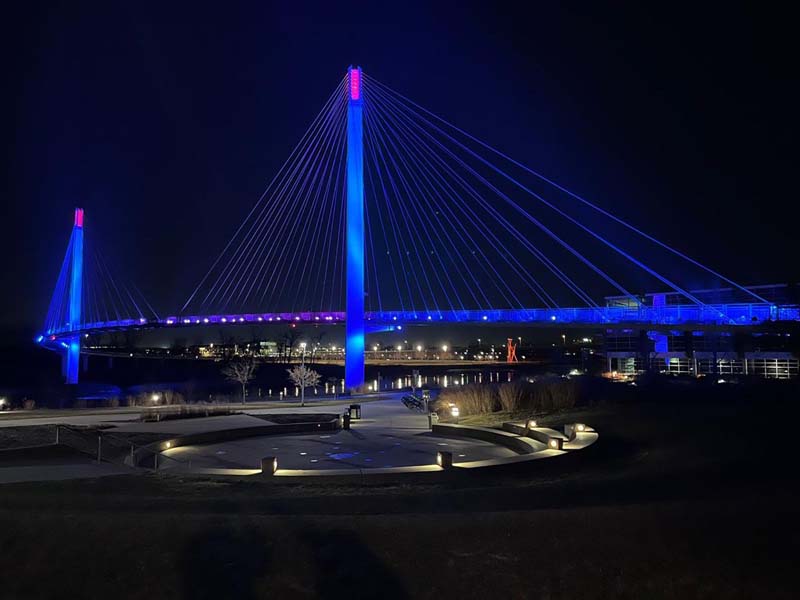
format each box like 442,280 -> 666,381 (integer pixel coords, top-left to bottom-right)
160,398 -> 517,471
1,395 -> 524,479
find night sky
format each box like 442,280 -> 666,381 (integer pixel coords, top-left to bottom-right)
3,2 -> 797,335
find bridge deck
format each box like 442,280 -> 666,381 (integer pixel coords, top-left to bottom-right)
38,304 -> 799,343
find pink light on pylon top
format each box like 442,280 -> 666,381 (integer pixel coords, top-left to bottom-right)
349,67 -> 361,101
74,208 -> 84,228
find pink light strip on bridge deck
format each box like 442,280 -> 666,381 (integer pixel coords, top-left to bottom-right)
74,208 -> 84,228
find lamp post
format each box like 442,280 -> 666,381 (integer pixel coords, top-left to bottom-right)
299,342 -> 307,407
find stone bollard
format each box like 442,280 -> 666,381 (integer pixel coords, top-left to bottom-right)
436,450 -> 453,469
261,456 -> 278,476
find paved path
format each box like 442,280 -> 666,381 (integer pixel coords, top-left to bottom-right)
0,395 -> 386,428
161,398 -> 516,471
1,395 -> 518,478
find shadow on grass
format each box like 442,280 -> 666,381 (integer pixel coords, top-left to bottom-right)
180,525 -> 270,600
301,529 -> 409,599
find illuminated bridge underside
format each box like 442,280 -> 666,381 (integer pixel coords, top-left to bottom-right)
41,304 -> 800,343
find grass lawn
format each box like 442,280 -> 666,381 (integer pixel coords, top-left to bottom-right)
1,392 -> 798,599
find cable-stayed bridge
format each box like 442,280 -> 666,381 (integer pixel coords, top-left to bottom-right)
37,68 -> 800,386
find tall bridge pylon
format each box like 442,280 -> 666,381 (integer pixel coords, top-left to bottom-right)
345,66 -> 366,390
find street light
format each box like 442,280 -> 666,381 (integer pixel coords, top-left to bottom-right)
442,345 -> 448,352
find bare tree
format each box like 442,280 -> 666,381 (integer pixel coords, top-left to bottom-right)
282,328 -> 302,364
287,365 -> 321,407
309,330 -> 326,364
222,357 -> 259,403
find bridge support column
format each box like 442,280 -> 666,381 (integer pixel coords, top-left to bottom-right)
345,66 -> 365,391
63,208 -> 84,384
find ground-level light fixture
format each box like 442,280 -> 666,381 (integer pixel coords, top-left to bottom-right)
576,423 -> 586,432
450,406 -> 460,418
151,393 -> 161,403
436,450 -> 453,469
526,419 -> 538,429
261,456 -> 278,475
548,437 -> 564,450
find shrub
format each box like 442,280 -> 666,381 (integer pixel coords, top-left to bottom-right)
497,381 -> 525,413
438,384 -> 496,415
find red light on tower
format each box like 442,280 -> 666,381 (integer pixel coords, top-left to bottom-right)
74,208 -> 84,228
349,67 -> 361,101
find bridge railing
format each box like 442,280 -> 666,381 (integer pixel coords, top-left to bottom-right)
40,302 -> 799,341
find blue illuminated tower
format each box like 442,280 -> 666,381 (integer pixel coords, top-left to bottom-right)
64,208 -> 84,384
345,66 -> 365,390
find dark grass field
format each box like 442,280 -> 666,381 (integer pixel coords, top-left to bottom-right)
1,391 -> 798,599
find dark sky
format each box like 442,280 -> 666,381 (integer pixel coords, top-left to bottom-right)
2,1 -> 797,332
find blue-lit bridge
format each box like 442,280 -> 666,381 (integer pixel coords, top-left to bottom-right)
38,67 -> 799,386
